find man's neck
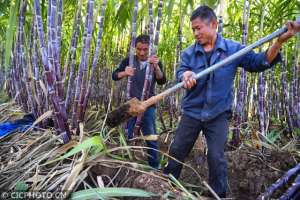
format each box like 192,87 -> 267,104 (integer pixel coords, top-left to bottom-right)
203,33 -> 217,53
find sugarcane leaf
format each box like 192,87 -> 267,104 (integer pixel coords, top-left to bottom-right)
13,181 -> 28,200
47,136 -> 104,164
5,0 -> 19,70
266,130 -> 281,144
70,187 -> 156,200
119,127 -> 133,160
14,181 -> 28,192
23,110 -> 53,133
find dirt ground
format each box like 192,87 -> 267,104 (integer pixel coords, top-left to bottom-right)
163,133 -> 300,199
89,133 -> 299,200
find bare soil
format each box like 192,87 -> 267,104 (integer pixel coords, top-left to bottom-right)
90,132 -> 299,199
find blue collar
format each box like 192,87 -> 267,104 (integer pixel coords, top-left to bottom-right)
195,33 -> 227,54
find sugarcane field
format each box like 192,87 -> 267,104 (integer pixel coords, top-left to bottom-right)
0,0 -> 300,199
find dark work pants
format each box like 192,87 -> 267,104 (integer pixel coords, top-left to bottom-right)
163,112 -> 230,197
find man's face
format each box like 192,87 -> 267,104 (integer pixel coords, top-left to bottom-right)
136,42 -> 149,61
191,17 -> 217,46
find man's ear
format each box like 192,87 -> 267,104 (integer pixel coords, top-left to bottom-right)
211,19 -> 218,29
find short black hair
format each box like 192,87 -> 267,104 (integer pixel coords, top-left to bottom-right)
190,5 -> 217,23
135,34 -> 150,46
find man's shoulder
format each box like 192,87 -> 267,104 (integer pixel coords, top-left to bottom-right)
121,56 -> 130,63
182,43 -> 197,57
119,56 -> 130,66
222,37 -> 242,50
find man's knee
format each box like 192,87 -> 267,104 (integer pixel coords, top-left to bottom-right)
207,149 -> 225,166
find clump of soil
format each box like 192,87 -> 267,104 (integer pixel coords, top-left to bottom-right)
132,173 -> 172,199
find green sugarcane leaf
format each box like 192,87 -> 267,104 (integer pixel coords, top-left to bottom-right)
13,181 -> 28,200
15,181 -> 28,192
119,127 -> 133,160
47,136 -> 104,164
5,0 -> 19,70
70,187 -> 156,200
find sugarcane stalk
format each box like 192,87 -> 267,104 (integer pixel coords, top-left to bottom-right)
126,0 -> 138,101
57,0 -> 62,58
123,0 -> 138,136
133,0 -> 164,136
278,174 -> 300,200
77,0 -> 96,125
232,0 -> 251,147
33,0 -> 71,143
296,16 -> 300,128
15,1 -> 29,112
218,0 -> 225,34
79,0 -> 107,122
271,68 -> 280,120
71,0 -> 94,129
50,0 -> 64,102
280,56 -> 294,133
64,0 -> 83,112
19,0 -> 38,118
266,68 -> 273,128
258,163 -> 300,200
174,1 -> 184,112
132,0 -> 155,136
31,18 -> 44,117
258,7 -> 266,136
291,56 -> 298,126
292,30 -> 300,127
47,0 -> 54,76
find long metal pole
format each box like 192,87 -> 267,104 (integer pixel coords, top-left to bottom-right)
145,25 -> 294,106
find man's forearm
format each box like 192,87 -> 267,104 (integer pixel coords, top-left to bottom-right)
154,66 -> 164,80
266,40 -> 282,64
117,71 -> 128,79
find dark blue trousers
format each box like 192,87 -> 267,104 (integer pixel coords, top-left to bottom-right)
163,112 -> 230,197
127,107 -> 159,169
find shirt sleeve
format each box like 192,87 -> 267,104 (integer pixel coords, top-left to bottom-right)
238,45 -> 282,72
155,61 -> 167,85
176,51 -> 191,82
112,58 -> 129,81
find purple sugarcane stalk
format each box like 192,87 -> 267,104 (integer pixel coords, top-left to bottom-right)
271,68 -> 281,120
293,35 -> 300,127
32,19 -> 44,117
71,0 -> 94,129
64,0 -> 83,112
57,0 -> 62,58
133,0 -> 163,136
132,0 -> 155,136
19,0 -> 38,118
257,163 -> 300,200
47,0 -> 55,77
279,174 -> 300,200
124,0 -> 138,136
77,0 -> 96,125
126,0 -> 138,101
257,8 -> 266,136
34,0 -> 71,143
15,2 -> 29,112
258,72 -> 266,136
231,0 -> 250,147
50,0 -> 65,104
0,47 -> 4,90
79,0 -> 107,122
291,56 -> 298,127
266,70 -> 273,127
281,57 -> 294,133
218,0 -> 225,34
